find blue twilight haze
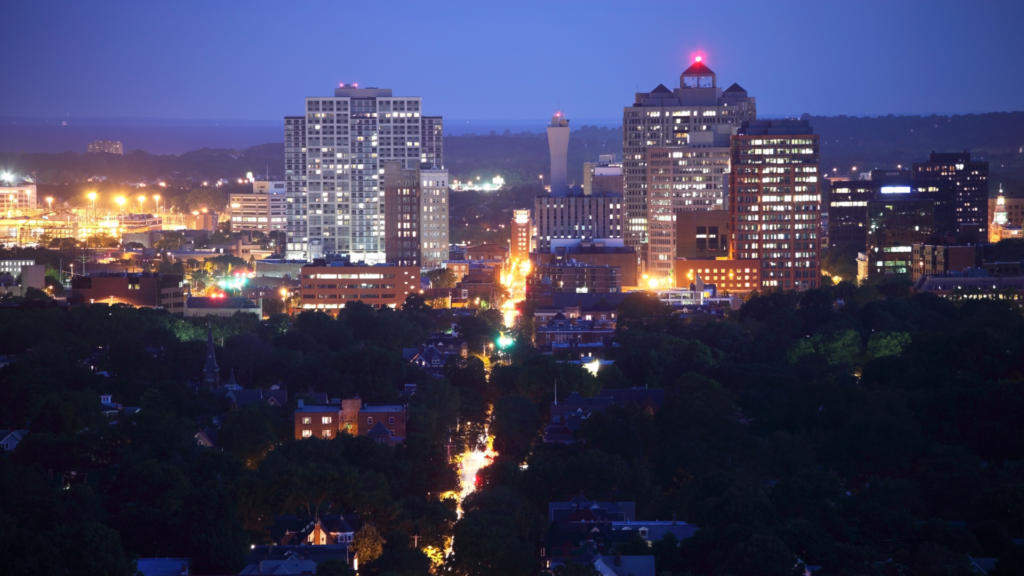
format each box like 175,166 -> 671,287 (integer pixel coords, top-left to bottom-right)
2,0 -> 1023,122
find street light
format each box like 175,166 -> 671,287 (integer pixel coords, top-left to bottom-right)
115,197 -> 126,213
153,194 -> 161,213
138,195 -> 146,213
45,197 -> 53,210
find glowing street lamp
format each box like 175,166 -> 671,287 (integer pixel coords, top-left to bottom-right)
153,194 -> 161,213
115,197 -> 126,213
45,197 -> 53,210
138,195 -> 146,213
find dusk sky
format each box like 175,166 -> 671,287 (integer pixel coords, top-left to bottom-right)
4,0 -> 1024,122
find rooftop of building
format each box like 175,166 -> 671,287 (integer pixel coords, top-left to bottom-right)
360,404 -> 405,413
186,296 -> 260,309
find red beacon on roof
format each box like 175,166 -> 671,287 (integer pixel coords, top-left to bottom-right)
695,56 -> 702,62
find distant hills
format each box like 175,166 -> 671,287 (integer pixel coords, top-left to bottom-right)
2,112 -> 1022,193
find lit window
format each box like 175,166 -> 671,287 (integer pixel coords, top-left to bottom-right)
322,416 -> 332,424
302,430 -> 312,438
302,417 -> 311,424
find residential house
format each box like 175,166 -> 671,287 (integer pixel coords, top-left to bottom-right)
271,515 -> 360,547
195,428 -> 219,449
545,390 -> 665,443
0,429 -> 29,452
293,398 -> 407,445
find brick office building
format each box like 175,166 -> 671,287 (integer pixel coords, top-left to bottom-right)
299,262 -> 420,311
71,273 -> 185,309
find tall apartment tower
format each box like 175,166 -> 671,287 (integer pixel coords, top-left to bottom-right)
729,119 -> 821,291
383,161 -> 421,266
511,209 -> 532,262
645,126 -> 734,276
623,58 -> 756,250
912,151 -> 989,237
420,168 -> 449,269
284,84 -> 441,263
547,112 -> 570,196
284,116 -> 308,258
421,116 -> 444,168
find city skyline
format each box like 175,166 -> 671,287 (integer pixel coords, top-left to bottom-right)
3,1 -> 1023,123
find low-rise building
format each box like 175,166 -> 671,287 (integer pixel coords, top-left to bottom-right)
673,259 -> 760,292
184,296 -> 262,318
911,244 -> 983,280
527,261 -> 622,304
534,239 -> 638,287
535,317 -> 615,346
70,273 -> 185,309
466,243 -> 508,262
300,262 -> 420,311
293,398 -> 406,445
0,429 -> 29,452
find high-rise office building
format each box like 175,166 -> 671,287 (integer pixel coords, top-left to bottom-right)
382,161 -> 420,267
534,192 -> 624,252
623,58 -> 756,250
420,168 -> 449,269
284,84 -> 441,263
865,197 -> 936,279
87,140 -> 123,154
547,112 -> 570,196
913,152 -> 989,236
828,169 -> 911,249
729,120 -> 821,290
284,116 -> 308,258
511,209 -> 532,263
645,127 -> 733,276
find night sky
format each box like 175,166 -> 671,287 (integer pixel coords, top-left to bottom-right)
3,0 -> 1023,122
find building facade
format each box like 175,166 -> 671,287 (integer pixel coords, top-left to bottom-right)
675,210 -> 730,260
420,116 -> 444,168
645,128 -> 732,276
729,120 -> 821,290
382,161 -> 420,266
87,140 -> 123,154
913,151 -> 989,236
534,239 -> 638,287
511,209 -> 532,263
623,58 -> 756,250
526,261 -> 622,301
0,184 -> 37,216
583,155 -> 623,196
230,181 -> 287,233
911,244 -> 982,280
865,198 -> 936,279
534,192 -> 623,252
547,113 -> 570,196
70,273 -> 185,309
420,168 -> 449,268
285,85 -> 441,263
284,116 -> 308,258
299,262 -> 420,311
184,296 -> 262,317
674,259 -> 761,293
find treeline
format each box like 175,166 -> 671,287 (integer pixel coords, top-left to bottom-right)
0,299 -> 521,575
462,286 -> 1024,576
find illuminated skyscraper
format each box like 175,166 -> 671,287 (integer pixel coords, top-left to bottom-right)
623,57 -> 756,251
729,120 -> 821,291
420,168 -> 449,269
913,152 -> 989,237
284,84 -> 442,262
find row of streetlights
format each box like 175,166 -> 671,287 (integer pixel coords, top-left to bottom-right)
77,192 -> 161,213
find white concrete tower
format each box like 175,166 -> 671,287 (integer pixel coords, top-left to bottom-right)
547,112 -> 570,197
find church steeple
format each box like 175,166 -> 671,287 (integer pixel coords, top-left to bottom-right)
203,323 -> 219,387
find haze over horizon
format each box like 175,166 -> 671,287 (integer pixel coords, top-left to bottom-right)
3,0 -> 1023,124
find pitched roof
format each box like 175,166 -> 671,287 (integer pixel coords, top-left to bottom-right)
367,421 -> 393,437
650,84 -> 673,95
682,61 -> 714,76
724,82 -> 747,93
